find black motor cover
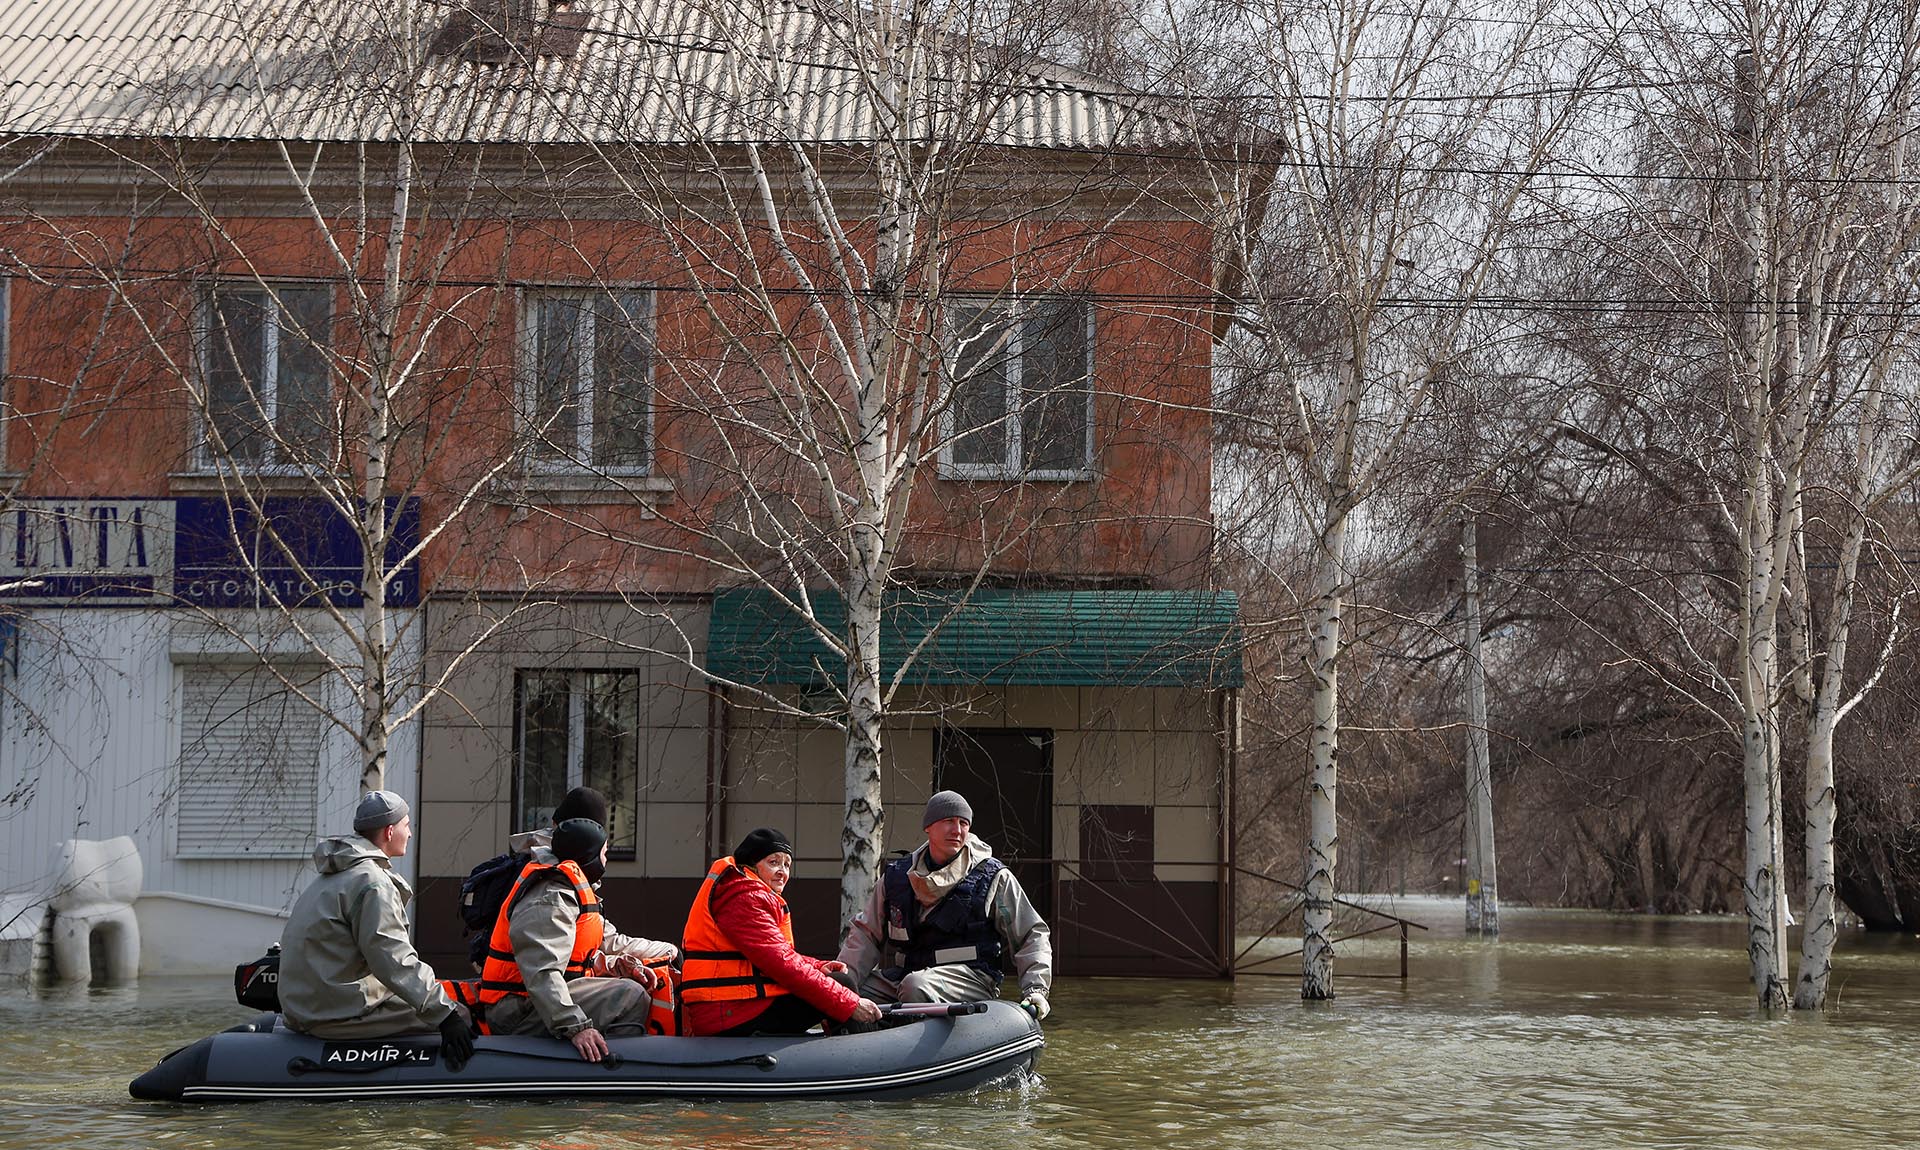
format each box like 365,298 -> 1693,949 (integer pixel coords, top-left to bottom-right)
234,945 -> 281,1011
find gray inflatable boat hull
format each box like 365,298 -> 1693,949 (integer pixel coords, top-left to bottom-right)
130,1001 -> 1043,1102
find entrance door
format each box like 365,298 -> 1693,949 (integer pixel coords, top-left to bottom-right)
933,728 -> 1053,922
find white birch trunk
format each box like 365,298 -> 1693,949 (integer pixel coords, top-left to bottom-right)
1736,430 -> 1790,1010
1300,534 -> 1343,1000
1730,45 -> 1790,1011
356,141 -> 409,796
1463,518 -> 1497,936
1302,346 -> 1361,1001
1793,379 -> 1881,1008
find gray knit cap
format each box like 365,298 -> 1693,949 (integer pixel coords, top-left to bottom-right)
352,789 -> 410,836
923,790 -> 973,828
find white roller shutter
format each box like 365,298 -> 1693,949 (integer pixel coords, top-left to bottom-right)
175,664 -> 325,858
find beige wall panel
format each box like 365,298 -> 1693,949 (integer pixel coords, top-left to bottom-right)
1154,805 -> 1221,881
1052,803 -> 1081,871
422,657 -> 507,728
1082,685 -> 1154,732
882,729 -> 934,810
723,801 -> 799,856
1155,732 -> 1221,807
886,685 -> 998,729
795,726 -> 846,803
645,801 -> 711,877
1003,685 -> 1078,730
420,721 -> 515,804
418,799 -> 505,878
426,598 -> 523,657
1053,729 -> 1154,804
643,677 -> 713,730
1153,688 -> 1214,732
726,723 -> 800,802
641,727 -> 708,804
793,803 -> 846,879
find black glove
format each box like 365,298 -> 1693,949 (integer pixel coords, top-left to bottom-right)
439,1010 -> 476,1072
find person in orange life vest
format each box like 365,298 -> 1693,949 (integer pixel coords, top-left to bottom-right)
681,828 -> 884,1037
478,818 -> 677,1062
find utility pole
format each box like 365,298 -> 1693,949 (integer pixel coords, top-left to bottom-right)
1463,518 -> 1498,936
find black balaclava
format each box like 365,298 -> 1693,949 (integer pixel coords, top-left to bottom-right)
552,817 -> 610,883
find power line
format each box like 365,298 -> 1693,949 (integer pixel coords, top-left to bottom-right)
14,259 -> 1920,319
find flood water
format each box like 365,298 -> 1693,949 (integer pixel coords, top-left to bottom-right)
5,902 -> 1918,1150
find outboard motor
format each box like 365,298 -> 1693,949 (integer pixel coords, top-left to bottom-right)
234,944 -> 282,1011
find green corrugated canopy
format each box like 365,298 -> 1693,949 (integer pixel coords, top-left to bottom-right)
706,588 -> 1243,688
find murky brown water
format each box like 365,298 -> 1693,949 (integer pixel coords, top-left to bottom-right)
5,904 -> 1918,1149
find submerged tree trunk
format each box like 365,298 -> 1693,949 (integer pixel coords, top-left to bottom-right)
1302,347 -> 1359,1000
1301,531 -> 1344,1000
1737,431 -> 1791,1011
1463,519 -> 1498,936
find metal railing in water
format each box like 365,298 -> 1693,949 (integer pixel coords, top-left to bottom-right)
1229,864 -> 1429,981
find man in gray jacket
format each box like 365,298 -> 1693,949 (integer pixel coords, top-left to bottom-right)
836,790 -> 1054,1019
277,790 -> 474,1068
481,818 -> 678,1062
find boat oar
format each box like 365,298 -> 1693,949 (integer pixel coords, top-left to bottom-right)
878,1001 -> 990,1018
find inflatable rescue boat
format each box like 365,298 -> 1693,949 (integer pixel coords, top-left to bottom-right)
129,1001 -> 1043,1103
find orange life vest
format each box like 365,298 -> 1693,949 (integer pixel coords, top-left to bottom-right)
679,856 -> 793,1005
476,858 -> 604,1008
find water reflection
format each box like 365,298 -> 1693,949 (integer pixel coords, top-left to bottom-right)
4,907 -> 1917,1150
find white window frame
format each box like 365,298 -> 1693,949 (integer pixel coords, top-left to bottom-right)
514,668 -> 640,857
939,295 -> 1096,481
194,281 -> 332,473
518,288 -> 655,475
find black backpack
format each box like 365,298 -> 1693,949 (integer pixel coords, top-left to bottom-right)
458,850 -> 530,968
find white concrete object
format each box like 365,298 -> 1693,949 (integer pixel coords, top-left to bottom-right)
49,836 -> 142,984
0,895 -> 49,985
135,892 -> 289,975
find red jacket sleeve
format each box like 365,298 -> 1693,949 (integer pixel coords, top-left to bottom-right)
710,876 -> 861,1022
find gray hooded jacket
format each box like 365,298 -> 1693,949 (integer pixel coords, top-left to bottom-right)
277,835 -> 455,1033
501,844 -> 678,1037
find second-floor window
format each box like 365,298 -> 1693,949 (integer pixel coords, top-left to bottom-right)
943,296 -> 1094,479
522,290 -> 653,473
200,284 -> 331,468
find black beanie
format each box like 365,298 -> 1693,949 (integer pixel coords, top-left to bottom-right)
552,818 -> 609,867
733,827 -> 795,870
552,787 -> 609,828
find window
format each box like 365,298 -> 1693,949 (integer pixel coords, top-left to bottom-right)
943,297 -> 1094,479
175,664 -> 326,858
516,670 -> 639,856
521,290 -> 653,472
199,284 -> 332,468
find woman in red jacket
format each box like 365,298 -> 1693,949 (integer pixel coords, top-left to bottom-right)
680,828 -> 884,1036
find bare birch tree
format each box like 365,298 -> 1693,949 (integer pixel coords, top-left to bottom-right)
506,0 -> 1229,922
1190,0 -> 1590,997
1568,0 -> 1920,1008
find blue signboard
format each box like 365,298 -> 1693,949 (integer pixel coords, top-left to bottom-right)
0,496 -> 420,608
174,497 -> 421,609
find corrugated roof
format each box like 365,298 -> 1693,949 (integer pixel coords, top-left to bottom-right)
708,587 -> 1245,688
0,0 -> 1186,149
